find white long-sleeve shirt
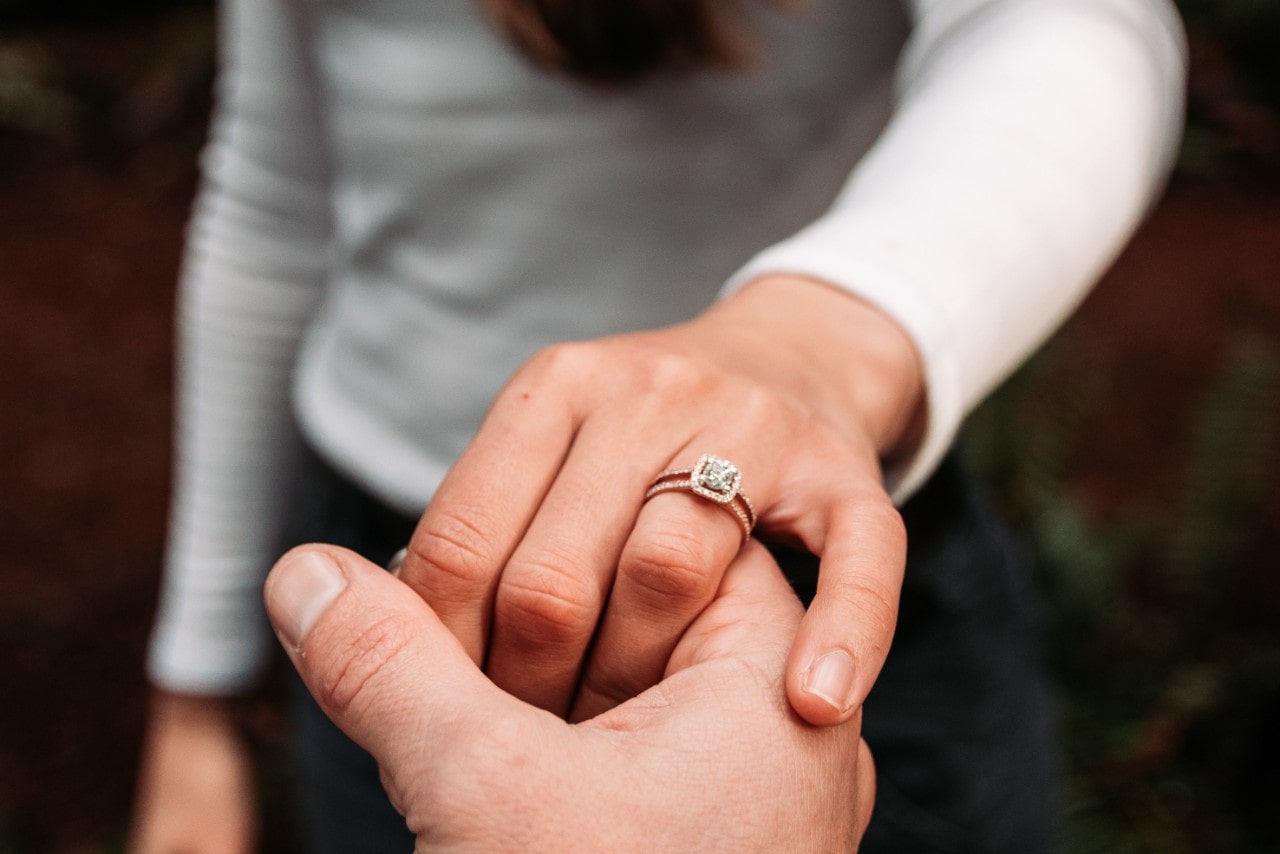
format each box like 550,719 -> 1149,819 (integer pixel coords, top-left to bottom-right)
148,0 -> 1186,694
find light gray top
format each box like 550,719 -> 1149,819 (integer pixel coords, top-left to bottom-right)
149,0 -> 1187,693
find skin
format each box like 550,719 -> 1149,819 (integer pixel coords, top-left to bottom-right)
397,274 -> 922,725
130,694 -> 255,854
130,274 -> 920,851
264,541 -> 876,851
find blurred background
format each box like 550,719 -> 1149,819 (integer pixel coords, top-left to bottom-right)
1,0 -> 1277,851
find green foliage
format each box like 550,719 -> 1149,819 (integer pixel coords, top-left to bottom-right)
1173,0 -> 1280,179
963,333 -> 1280,851
0,7 -> 214,180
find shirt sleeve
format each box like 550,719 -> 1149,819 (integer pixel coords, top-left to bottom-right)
146,0 -> 333,694
723,0 -> 1187,501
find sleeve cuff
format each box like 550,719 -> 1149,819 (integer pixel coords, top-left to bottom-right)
145,557 -> 276,695
720,211 -> 968,505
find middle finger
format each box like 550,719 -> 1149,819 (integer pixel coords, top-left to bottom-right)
569,444 -> 779,722
483,414 -> 693,715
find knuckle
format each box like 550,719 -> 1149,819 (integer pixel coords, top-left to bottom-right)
833,490 -> 906,548
735,381 -> 785,428
496,559 -> 598,647
316,612 -> 416,715
640,350 -> 711,400
859,500 -> 907,553
621,528 -> 720,608
838,577 -> 900,656
408,508 -> 498,592
525,340 -> 599,385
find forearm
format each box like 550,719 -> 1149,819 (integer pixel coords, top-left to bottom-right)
148,0 -> 333,694
150,188 -> 328,694
724,0 -> 1187,499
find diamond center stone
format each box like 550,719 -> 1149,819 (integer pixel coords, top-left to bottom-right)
697,457 -> 739,495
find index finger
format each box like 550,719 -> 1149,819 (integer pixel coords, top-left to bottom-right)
396,363 -> 575,664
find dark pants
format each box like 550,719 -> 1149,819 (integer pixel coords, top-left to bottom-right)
283,448 -> 1058,853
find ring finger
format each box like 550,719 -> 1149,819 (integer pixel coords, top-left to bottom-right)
569,443 -> 780,722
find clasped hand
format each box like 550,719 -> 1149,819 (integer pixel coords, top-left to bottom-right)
266,541 -> 876,851
394,275 -> 922,725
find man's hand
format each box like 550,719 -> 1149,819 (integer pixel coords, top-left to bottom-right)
265,540 -> 876,851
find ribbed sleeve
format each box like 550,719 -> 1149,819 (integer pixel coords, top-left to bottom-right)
724,0 -> 1186,501
147,0 -> 1188,693
146,0 -> 332,693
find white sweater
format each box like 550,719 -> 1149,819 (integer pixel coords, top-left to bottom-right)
148,0 -> 1186,694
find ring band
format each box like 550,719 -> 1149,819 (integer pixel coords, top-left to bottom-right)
644,454 -> 756,542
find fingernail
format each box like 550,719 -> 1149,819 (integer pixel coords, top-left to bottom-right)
268,550 -> 347,650
803,650 -> 857,715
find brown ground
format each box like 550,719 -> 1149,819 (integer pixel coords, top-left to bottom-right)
1,8 -> 1278,852
1,155 -> 185,850
1071,179 -> 1280,521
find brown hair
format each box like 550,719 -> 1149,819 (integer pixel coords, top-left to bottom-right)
478,0 -> 756,84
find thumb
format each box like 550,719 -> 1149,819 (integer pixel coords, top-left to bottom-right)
264,545 -> 523,794
785,500 -> 905,726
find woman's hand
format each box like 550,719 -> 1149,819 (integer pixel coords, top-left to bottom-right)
396,274 -> 924,725
130,693 -> 256,854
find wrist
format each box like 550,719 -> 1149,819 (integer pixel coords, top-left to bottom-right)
699,274 -> 924,458
148,690 -> 238,731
